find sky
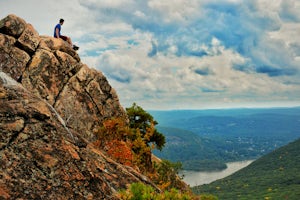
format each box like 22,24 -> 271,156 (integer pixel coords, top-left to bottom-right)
1,0 -> 300,110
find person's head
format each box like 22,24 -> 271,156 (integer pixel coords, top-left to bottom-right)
59,18 -> 64,25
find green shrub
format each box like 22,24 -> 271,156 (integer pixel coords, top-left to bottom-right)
118,182 -> 201,200
153,159 -> 184,190
199,194 -> 218,200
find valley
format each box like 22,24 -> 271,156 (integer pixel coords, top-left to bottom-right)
150,107 -> 300,171
192,138 -> 300,199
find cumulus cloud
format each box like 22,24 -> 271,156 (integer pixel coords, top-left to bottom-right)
147,0 -> 201,23
1,0 -> 300,109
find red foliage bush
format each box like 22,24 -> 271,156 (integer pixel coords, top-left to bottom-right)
105,140 -> 133,166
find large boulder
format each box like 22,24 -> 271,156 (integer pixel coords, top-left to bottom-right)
0,14 -> 126,141
0,72 -> 156,199
0,14 -> 159,199
0,33 -> 30,81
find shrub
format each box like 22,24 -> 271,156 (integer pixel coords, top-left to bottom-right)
118,182 -> 199,200
105,140 -> 133,166
153,159 -> 184,190
94,103 -> 165,173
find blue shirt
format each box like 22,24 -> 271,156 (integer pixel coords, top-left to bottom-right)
54,24 -> 61,37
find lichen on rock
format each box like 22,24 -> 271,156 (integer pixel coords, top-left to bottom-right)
0,14 -> 157,200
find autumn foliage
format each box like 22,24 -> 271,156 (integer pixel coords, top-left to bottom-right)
106,140 -> 133,166
94,103 -> 198,194
94,117 -> 134,166
94,103 -> 165,173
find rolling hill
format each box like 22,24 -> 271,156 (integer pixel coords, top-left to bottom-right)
192,138 -> 300,199
153,127 -> 229,171
151,108 -> 300,171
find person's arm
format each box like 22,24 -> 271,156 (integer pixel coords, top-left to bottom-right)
55,28 -> 59,38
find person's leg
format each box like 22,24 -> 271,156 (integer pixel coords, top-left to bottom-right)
66,37 -> 73,46
60,35 -> 72,46
60,35 -> 78,50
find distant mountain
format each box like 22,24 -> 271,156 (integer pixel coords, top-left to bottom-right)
192,138 -> 300,199
150,107 -> 300,138
150,108 -> 300,171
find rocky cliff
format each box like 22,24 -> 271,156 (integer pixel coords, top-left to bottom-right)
0,14 -> 157,199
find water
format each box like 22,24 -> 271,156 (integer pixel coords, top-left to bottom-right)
181,160 -> 254,187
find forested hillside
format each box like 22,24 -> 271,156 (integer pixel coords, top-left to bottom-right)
151,108 -> 300,171
192,138 -> 300,199
153,127 -> 228,171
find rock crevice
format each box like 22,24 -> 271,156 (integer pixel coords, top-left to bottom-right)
1,14 -> 126,141
0,14 -> 158,199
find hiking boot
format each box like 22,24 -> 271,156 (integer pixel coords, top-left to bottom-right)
73,45 -> 79,51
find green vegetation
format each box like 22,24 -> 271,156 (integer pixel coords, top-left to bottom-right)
152,159 -> 184,190
126,103 -> 165,151
95,103 -> 166,172
118,182 -> 191,199
95,103 -> 194,193
153,126 -> 237,171
96,106 -> 300,199
151,108 -> 300,171
118,182 -> 218,200
95,103 -> 213,198
192,138 -> 300,199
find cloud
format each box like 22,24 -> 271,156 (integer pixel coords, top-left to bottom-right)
192,66 -> 214,76
279,0 -> 300,22
147,0 -> 202,23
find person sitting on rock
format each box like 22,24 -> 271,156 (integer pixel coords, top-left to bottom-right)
54,18 -> 79,50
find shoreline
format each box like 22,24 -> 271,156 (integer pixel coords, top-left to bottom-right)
181,160 -> 254,187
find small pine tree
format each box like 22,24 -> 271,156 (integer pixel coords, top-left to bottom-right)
126,103 -> 165,150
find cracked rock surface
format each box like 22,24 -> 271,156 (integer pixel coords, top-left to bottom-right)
0,14 -> 157,199
0,14 -> 126,141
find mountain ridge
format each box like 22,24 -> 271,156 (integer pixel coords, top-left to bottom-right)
151,108 -> 300,171
192,138 -> 300,199
0,14 -> 162,199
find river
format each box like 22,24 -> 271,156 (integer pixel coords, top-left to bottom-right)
180,160 -> 254,187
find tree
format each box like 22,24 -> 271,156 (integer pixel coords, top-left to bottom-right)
126,103 -> 165,151
94,103 -> 166,173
